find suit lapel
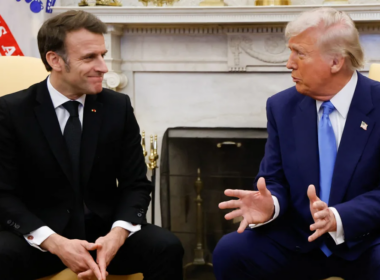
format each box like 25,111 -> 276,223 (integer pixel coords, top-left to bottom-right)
293,95 -> 320,195
34,80 -> 74,186
329,73 -> 375,206
80,94 -> 103,189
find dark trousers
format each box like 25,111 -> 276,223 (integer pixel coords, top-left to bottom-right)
0,217 -> 184,280
213,228 -> 380,280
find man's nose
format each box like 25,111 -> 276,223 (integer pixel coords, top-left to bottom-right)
286,53 -> 297,70
96,57 -> 108,73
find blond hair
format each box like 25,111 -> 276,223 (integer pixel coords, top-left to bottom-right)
285,7 -> 364,70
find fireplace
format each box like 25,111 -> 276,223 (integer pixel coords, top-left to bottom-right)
160,127 -> 267,279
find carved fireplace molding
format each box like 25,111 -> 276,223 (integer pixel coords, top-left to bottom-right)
53,4 -> 380,89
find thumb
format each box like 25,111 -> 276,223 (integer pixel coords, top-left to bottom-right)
307,184 -> 319,203
82,241 -> 100,251
257,177 -> 270,196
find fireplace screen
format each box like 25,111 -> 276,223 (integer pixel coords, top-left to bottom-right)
160,127 -> 267,279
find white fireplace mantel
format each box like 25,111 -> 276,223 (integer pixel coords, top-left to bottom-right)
53,4 -> 380,89
54,4 -> 380,24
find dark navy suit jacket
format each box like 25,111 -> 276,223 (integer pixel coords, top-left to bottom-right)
255,72 -> 380,261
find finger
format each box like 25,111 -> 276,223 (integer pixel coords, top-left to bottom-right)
237,218 -> 249,234
308,228 -> 327,242
313,201 -> 328,212
224,189 -> 254,199
219,199 -> 241,210
310,220 -> 327,231
98,258 -> 107,280
224,209 -> 243,220
82,241 -> 100,251
257,177 -> 270,196
77,270 -> 93,279
85,257 -> 103,280
97,251 -> 107,280
314,209 -> 329,220
307,185 -> 320,203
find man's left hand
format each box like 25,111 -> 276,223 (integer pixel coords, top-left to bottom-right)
77,227 -> 129,280
307,185 -> 337,242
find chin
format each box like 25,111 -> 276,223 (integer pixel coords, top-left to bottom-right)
295,84 -> 304,93
88,86 -> 103,95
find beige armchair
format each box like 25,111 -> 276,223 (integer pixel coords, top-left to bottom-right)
0,56 -> 143,280
38,269 -> 142,280
0,56 -> 49,97
369,63 -> 380,82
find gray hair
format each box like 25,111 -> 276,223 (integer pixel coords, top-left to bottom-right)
285,7 -> 364,70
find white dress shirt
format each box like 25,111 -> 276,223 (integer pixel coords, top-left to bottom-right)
250,71 -> 358,246
24,77 -> 141,251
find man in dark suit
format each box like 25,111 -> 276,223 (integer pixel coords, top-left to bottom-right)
0,10 -> 183,280
214,7 -> 380,280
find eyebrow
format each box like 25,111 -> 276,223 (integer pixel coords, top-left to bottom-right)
287,44 -> 305,53
80,50 -> 108,59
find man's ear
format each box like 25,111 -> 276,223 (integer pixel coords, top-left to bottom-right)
46,51 -> 64,72
330,55 -> 345,74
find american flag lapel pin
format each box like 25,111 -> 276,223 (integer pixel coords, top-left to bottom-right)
91,109 -> 97,113
360,121 -> 368,131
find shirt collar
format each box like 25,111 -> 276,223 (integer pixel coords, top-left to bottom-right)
47,76 -> 86,109
316,71 -> 358,119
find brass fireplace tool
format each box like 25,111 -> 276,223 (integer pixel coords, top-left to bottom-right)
141,131 -> 159,224
183,168 -> 213,279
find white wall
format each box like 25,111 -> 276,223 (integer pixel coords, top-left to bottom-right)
0,0 -> 53,57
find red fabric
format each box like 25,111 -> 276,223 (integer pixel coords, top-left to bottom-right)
0,15 -> 24,56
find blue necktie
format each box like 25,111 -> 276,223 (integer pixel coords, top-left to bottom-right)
318,101 -> 337,257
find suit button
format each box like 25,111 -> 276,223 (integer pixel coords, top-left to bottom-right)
67,209 -> 70,214
295,246 -> 300,251
137,213 -> 142,217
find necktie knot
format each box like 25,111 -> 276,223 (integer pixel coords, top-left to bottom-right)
63,101 -> 80,117
321,101 -> 335,116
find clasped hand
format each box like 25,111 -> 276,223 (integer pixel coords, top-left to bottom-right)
219,178 -> 337,242
42,227 -> 128,280
77,227 -> 128,280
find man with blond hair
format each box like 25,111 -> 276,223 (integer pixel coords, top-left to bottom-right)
214,7 -> 380,280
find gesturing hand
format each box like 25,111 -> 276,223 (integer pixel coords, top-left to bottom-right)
219,177 -> 274,233
307,184 -> 337,242
78,227 -> 129,280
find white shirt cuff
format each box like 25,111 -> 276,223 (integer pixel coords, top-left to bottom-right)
112,221 -> 141,238
328,207 -> 345,245
24,226 -> 55,252
249,196 -> 279,228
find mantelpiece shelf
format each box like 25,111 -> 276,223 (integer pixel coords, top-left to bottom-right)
53,4 -> 380,25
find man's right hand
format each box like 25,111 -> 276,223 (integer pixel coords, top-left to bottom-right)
41,234 -> 103,280
219,177 -> 274,233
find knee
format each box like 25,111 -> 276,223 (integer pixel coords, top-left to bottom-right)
161,232 -> 184,259
213,232 -> 240,264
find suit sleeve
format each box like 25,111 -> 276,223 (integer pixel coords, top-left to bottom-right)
334,188 -> 380,246
254,97 -> 290,218
0,97 -> 46,235
113,95 -> 152,224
